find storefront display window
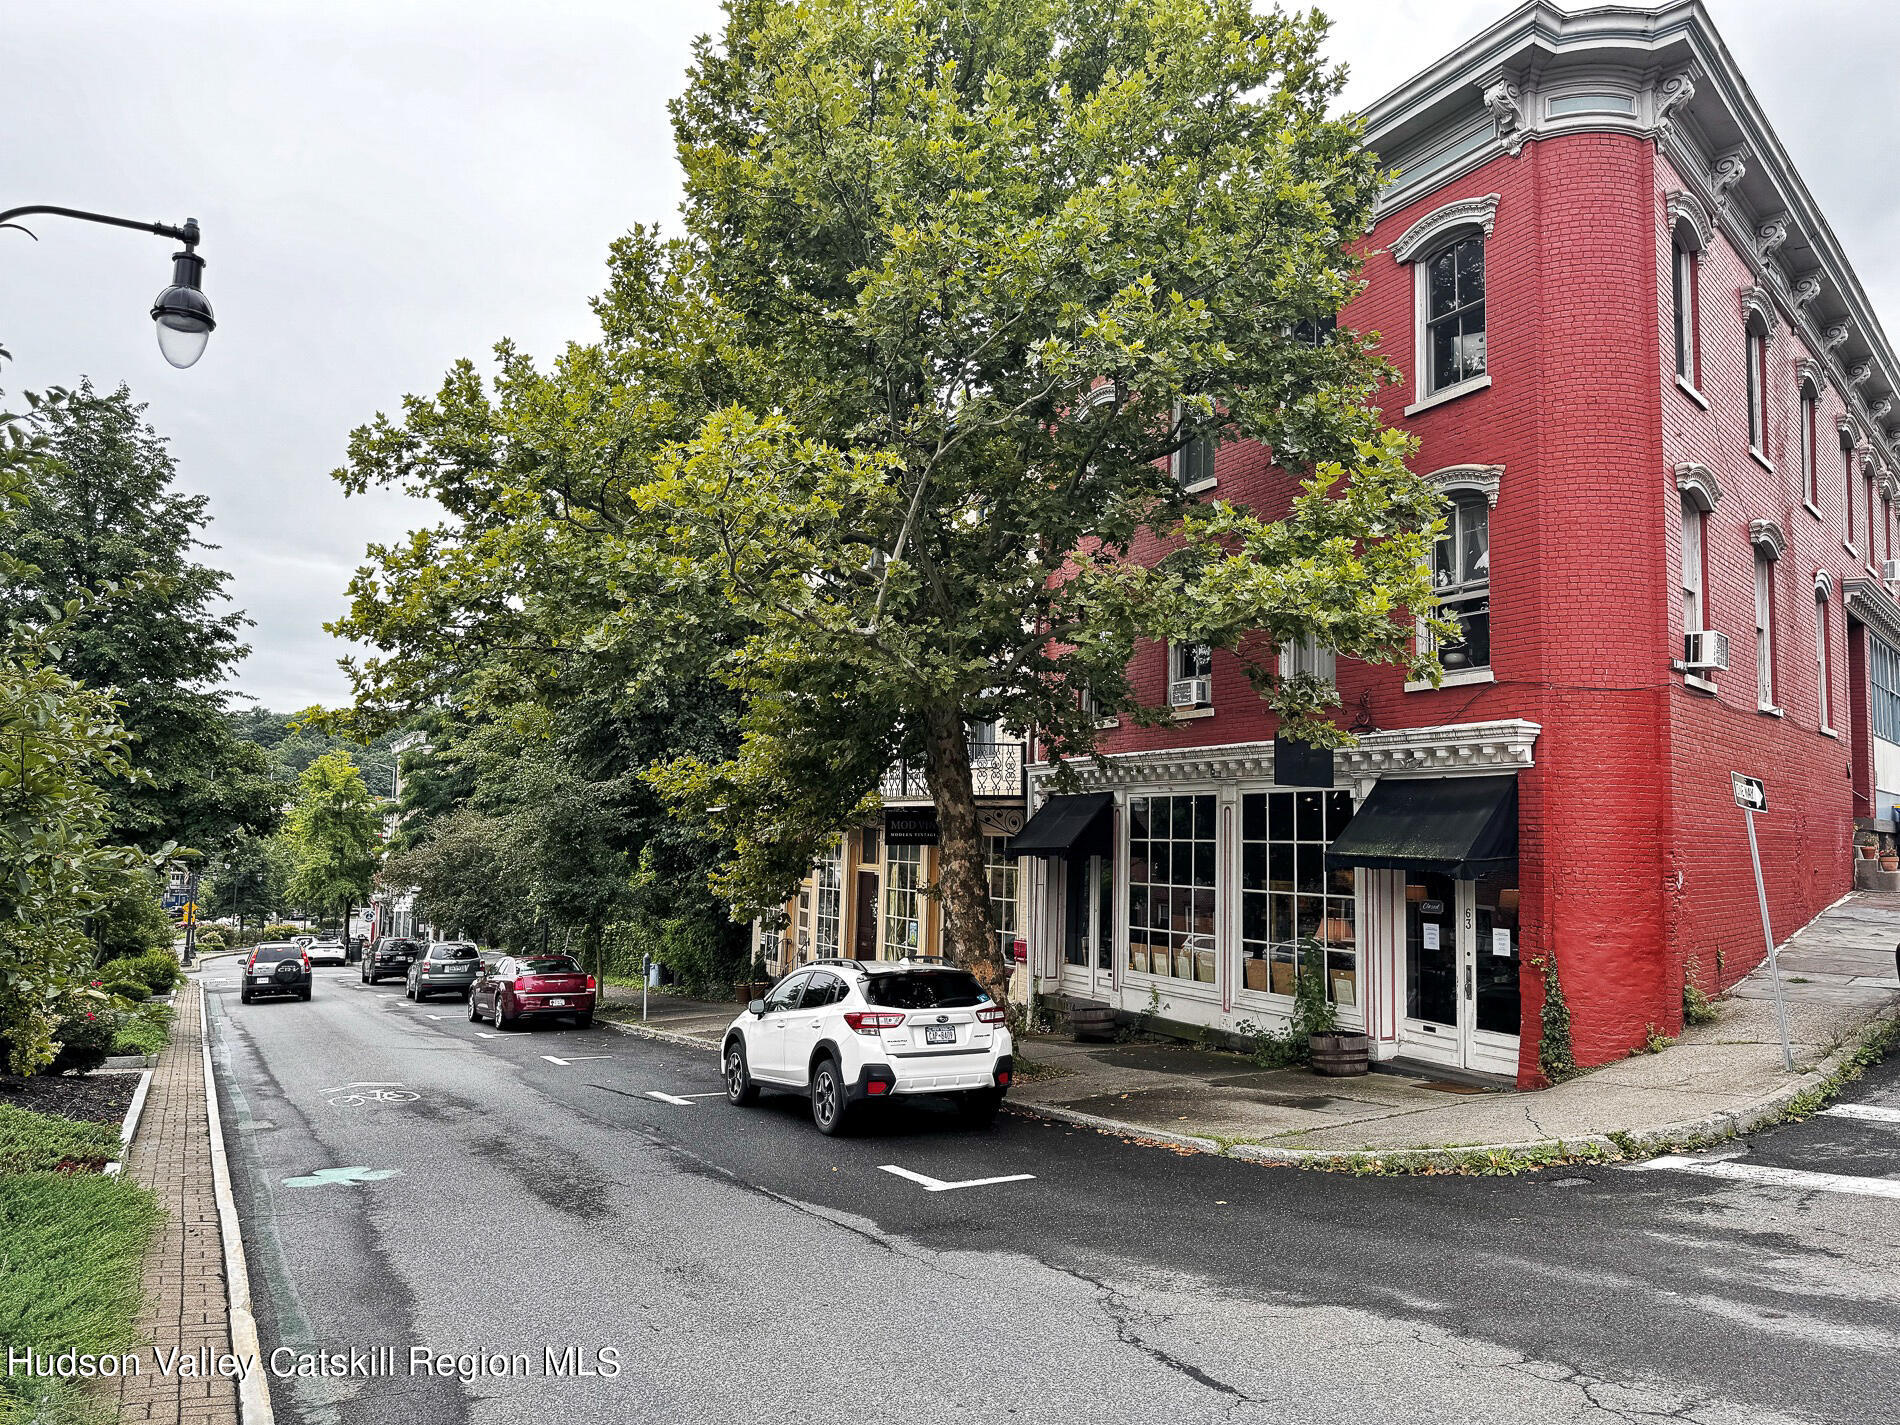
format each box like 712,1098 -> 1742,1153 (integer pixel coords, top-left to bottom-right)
1474,879 -> 1521,1036
1126,794 -> 1217,983
983,835 -> 1017,962
1240,789 -> 1356,1003
882,842 -> 925,957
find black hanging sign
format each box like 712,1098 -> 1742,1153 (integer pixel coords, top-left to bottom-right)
1274,736 -> 1335,788
885,808 -> 941,846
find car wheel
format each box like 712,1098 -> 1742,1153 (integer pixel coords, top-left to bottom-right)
810,1056 -> 849,1136
467,995 -> 482,1023
959,1088 -> 1004,1127
359,964 -> 368,983
239,988 -> 252,1004
573,1012 -> 593,1029
300,988 -> 313,1002
724,1040 -> 759,1106
495,995 -> 515,1031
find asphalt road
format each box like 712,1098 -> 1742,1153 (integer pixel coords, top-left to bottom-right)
204,965 -> 1900,1425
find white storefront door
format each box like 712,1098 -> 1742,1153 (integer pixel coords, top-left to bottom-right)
1056,856 -> 1116,1001
1398,874 -> 1521,1077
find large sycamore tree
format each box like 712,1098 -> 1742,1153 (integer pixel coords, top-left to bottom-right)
337,0 -> 1444,999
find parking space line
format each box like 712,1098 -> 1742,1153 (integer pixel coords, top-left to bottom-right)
645,1091 -> 695,1105
879,1165 -> 1035,1193
1822,1103 -> 1900,1125
1626,1154 -> 1900,1199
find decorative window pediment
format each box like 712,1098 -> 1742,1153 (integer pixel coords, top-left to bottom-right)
1740,286 -> 1779,339
1748,518 -> 1787,560
1665,191 -> 1711,251
1795,357 -> 1823,397
1675,461 -> 1723,513
1391,193 -> 1501,264
1816,569 -> 1835,600
1423,463 -> 1503,507
1839,413 -> 1862,444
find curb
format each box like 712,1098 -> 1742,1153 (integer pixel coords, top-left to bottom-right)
1008,1006 -> 1900,1172
599,1015 -> 725,1054
102,1067 -> 155,1177
199,983 -> 275,1425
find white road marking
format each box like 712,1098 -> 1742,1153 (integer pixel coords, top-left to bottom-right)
475,1032 -> 496,1039
427,1015 -> 446,1020
645,1090 -> 695,1105
680,1091 -> 724,1099
879,1165 -> 1036,1193
1822,1102 -> 1900,1125
320,1081 -> 405,1094
542,1055 -> 571,1065
1627,1154 -> 1900,1200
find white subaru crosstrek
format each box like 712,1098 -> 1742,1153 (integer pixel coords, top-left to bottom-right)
722,959 -> 1014,1134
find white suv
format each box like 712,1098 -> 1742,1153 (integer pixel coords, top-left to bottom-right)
722,959 -> 1015,1135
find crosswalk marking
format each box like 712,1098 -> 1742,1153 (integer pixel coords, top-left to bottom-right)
1627,1154 -> 1900,1200
1821,1103 -> 1900,1125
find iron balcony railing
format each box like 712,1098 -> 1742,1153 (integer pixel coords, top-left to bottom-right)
878,741 -> 1026,803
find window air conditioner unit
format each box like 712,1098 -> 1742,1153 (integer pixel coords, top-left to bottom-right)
1683,629 -> 1731,672
1882,559 -> 1900,582
1169,677 -> 1212,708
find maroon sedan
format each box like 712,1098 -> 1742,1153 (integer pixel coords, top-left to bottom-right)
469,954 -> 596,1030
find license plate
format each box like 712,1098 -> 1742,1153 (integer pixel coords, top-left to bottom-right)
549,997 -> 567,1007
925,1025 -> 956,1045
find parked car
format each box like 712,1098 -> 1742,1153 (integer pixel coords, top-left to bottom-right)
406,942 -> 481,1002
722,959 -> 1013,1135
468,954 -> 596,1029
239,943 -> 313,1004
361,937 -> 422,984
307,938 -> 348,967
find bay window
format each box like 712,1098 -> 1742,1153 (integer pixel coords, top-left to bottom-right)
1126,794 -> 1217,984
1240,789 -> 1357,1006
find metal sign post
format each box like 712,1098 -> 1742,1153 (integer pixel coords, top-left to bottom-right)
1732,773 -> 1794,1072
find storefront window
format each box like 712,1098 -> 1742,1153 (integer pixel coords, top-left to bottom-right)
1474,879 -> 1521,1036
882,842 -> 925,957
983,835 -> 1017,962
813,844 -> 842,957
1241,789 -> 1356,1003
1126,794 -> 1218,983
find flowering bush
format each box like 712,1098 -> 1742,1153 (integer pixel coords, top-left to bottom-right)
48,990 -> 120,1075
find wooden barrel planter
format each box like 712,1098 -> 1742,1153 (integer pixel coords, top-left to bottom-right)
1068,1002 -> 1118,1043
1309,1030 -> 1370,1077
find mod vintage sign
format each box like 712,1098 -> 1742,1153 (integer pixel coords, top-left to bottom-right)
885,808 -> 941,846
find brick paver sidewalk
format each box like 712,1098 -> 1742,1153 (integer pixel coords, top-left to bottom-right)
114,982 -> 241,1424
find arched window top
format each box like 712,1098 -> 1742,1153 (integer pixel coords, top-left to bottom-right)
1675,461 -> 1723,513
1423,462 -> 1503,508
1748,518 -> 1787,560
1741,286 -> 1779,340
1391,193 -> 1501,264
1666,191 -> 1712,252
1815,569 -> 1834,600
1795,358 -> 1823,401
1839,413 -> 1863,446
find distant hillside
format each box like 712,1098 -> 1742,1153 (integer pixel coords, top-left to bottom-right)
228,708 -> 405,795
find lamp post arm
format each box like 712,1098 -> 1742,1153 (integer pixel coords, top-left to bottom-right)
0,206 -> 198,248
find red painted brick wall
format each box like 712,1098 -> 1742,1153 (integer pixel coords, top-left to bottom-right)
1088,132 -> 1870,1082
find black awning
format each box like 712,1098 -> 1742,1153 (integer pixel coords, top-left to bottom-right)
1324,774 -> 1518,879
1009,792 -> 1114,860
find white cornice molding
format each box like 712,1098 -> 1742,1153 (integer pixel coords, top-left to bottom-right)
1034,720 -> 1542,793
1389,193 -> 1501,263
1676,461 -> 1723,512
1424,463 -> 1503,507
1748,518 -> 1787,560
1845,578 -> 1900,647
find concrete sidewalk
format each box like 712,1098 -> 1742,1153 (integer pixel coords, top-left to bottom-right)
597,986 -> 737,1046
1013,892 -> 1900,1166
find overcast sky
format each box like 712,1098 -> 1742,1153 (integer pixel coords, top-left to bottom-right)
6,1 -> 1897,713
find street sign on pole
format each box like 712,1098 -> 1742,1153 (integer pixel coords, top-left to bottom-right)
1733,771 -> 1793,1071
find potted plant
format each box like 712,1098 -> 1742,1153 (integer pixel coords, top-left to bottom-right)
1882,848 -> 1898,872
1294,939 -> 1369,1076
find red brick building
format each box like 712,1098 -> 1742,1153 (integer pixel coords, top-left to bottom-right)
1017,1 -> 1900,1085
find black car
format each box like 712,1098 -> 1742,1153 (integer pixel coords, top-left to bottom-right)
361,937 -> 422,985
240,943 -> 313,1004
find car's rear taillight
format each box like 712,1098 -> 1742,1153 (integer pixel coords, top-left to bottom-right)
585,975 -> 596,991
301,953 -> 311,970
843,1011 -> 905,1035
246,953 -> 257,970
976,1005 -> 1007,1025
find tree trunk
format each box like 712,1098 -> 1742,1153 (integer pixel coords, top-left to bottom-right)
921,706 -> 1005,1000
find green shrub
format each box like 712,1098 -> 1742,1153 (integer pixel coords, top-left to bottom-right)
0,1103 -> 120,1174
48,998 -> 118,1076
193,928 -> 226,951
263,922 -> 302,939
127,952 -> 182,994
102,980 -> 149,1004
110,1004 -> 171,1059
90,957 -> 142,986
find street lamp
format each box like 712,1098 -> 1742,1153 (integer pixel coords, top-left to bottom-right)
0,205 -> 216,368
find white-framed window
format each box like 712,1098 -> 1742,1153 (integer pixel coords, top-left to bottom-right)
1171,399 -> 1216,491
1845,437 -> 1860,550
1432,493 -> 1491,669
1168,641 -> 1213,708
1754,549 -> 1776,710
1868,465 -> 1880,567
1680,495 -> 1706,634
1126,794 -> 1218,984
1799,380 -> 1819,509
1816,582 -> 1834,733
813,843 -> 842,957
1279,633 -> 1336,686
965,716 -> 999,759
982,834 -> 1018,963
1422,235 -> 1487,396
1672,235 -> 1699,385
1745,321 -> 1768,456
881,842 -> 925,958
1240,789 -> 1357,1005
